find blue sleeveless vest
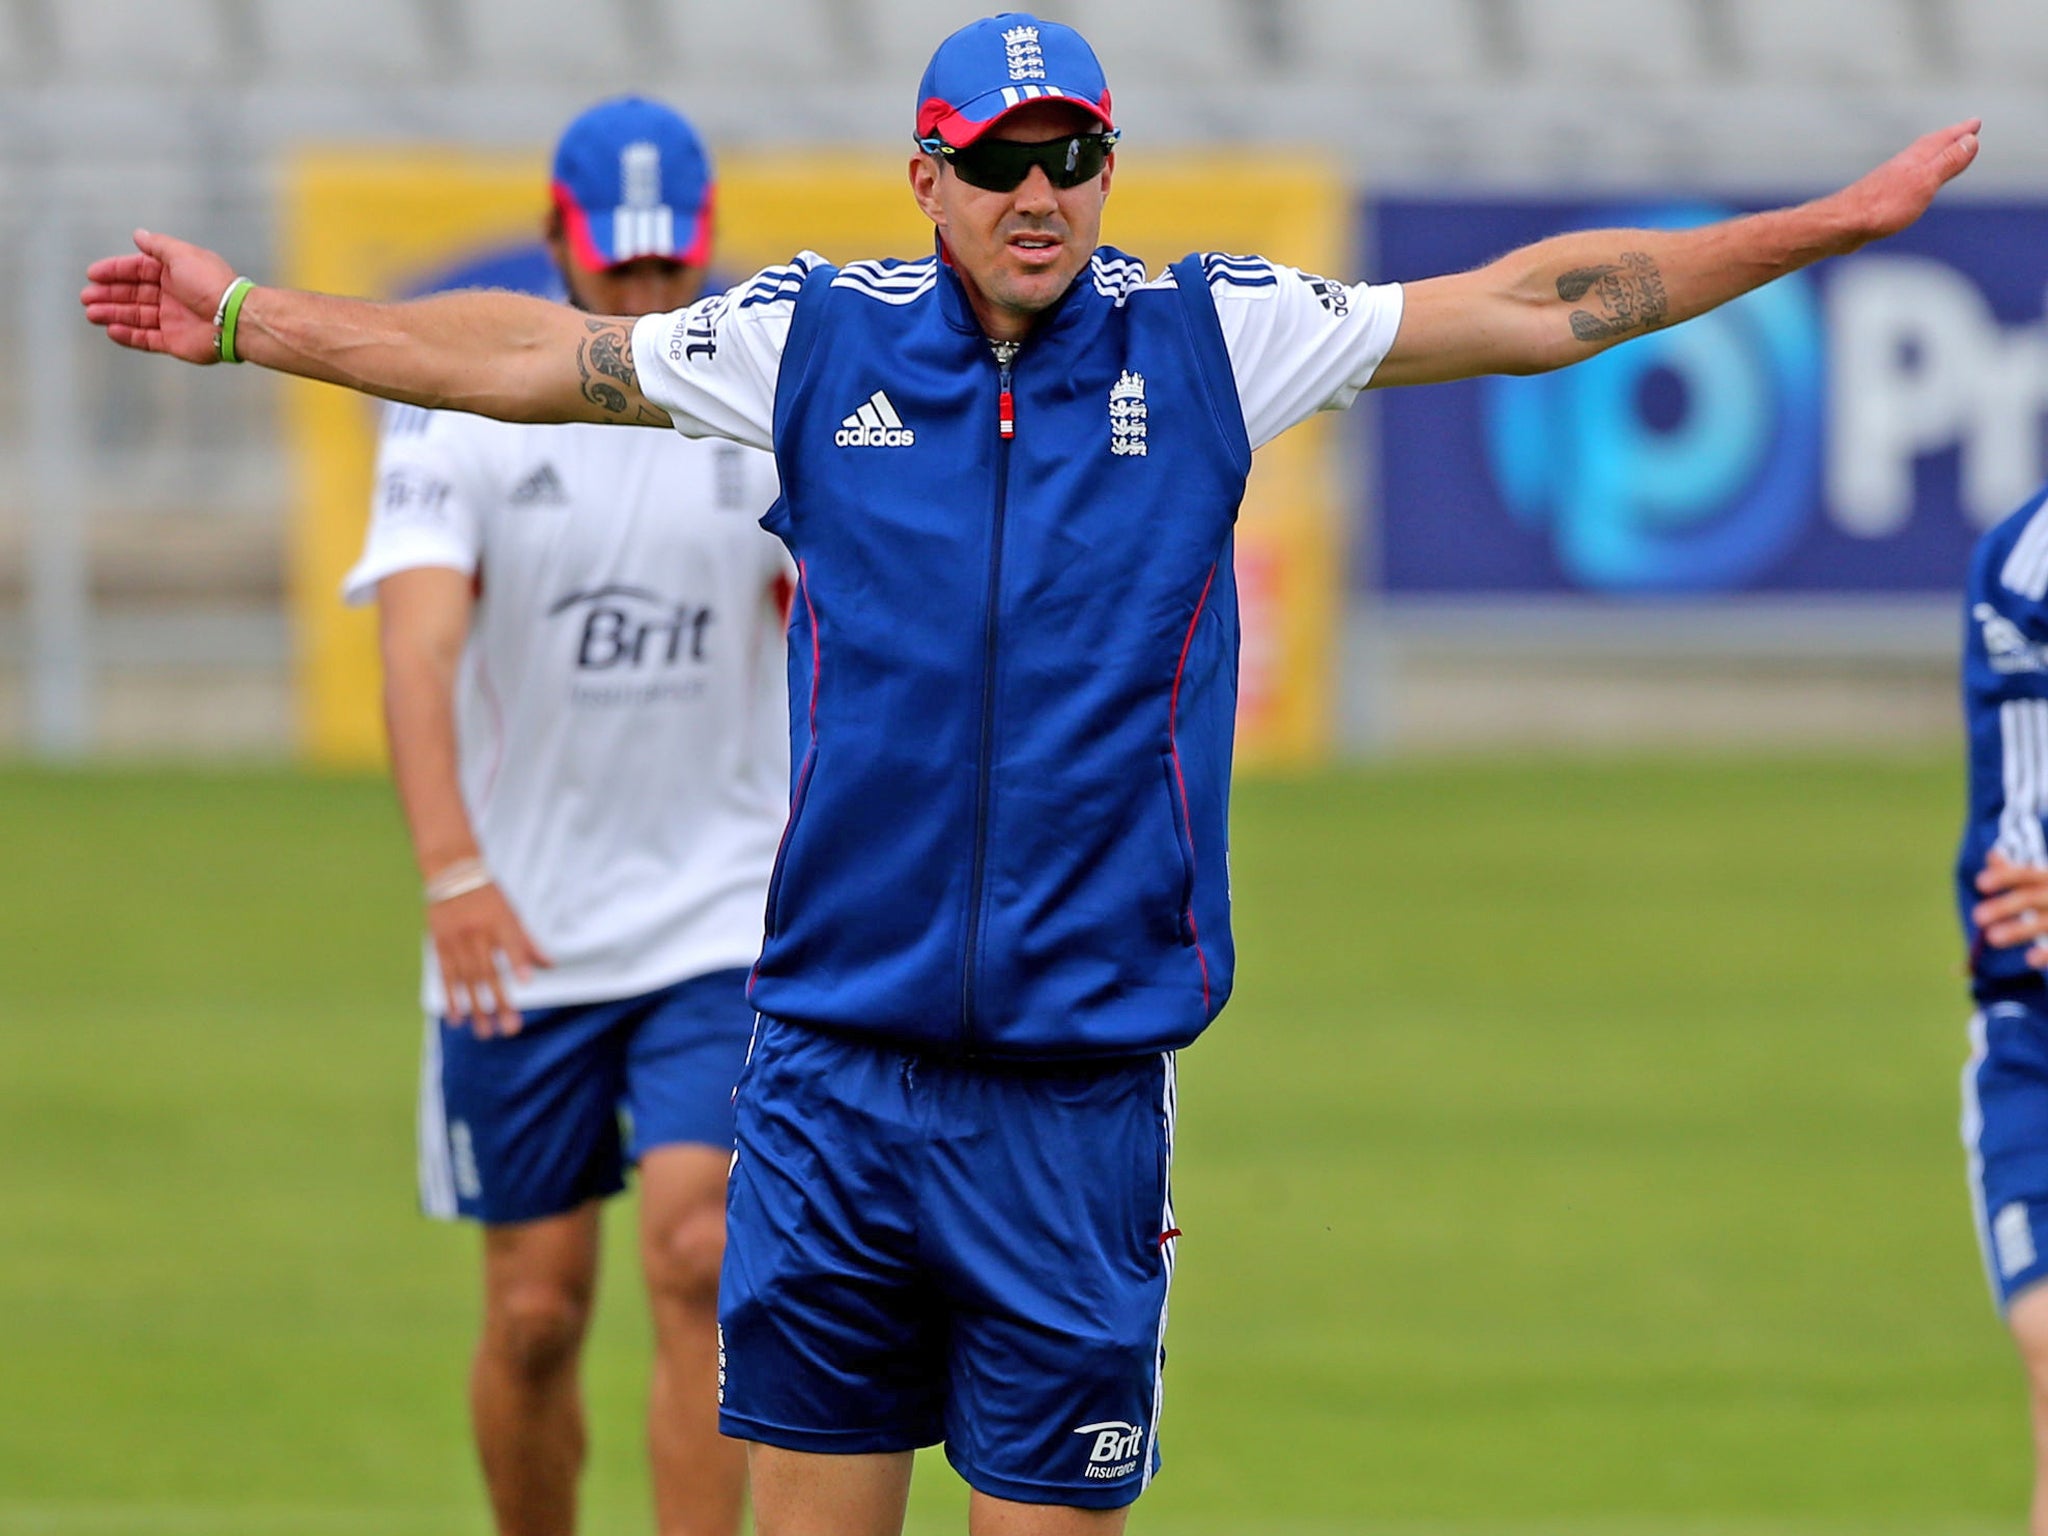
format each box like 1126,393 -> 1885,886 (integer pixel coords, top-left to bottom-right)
749,247 -> 1252,1059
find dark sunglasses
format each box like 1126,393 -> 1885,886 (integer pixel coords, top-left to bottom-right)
917,130 -> 1119,192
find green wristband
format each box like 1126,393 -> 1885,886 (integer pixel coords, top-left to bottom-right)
214,277 -> 255,364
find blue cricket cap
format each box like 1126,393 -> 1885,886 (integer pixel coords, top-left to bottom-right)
551,96 -> 714,272
915,13 -> 1114,148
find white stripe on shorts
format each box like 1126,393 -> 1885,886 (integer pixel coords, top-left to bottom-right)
1962,1008 -> 2000,1310
417,1014 -> 459,1220
1143,1050 -> 1178,1492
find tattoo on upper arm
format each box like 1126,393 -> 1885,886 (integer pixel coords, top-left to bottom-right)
1559,252 -> 1670,344
575,318 -> 667,425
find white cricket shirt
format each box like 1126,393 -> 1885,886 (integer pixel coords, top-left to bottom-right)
345,407 -> 791,1014
627,251 -> 1406,450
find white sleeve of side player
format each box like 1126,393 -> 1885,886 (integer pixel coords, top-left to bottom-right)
1208,258 -> 1406,452
340,405 -> 494,606
749,450 -> 797,588
632,255 -> 823,452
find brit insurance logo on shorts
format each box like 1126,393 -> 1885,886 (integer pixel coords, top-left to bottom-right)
548,583 -> 715,708
1073,1419 -> 1145,1481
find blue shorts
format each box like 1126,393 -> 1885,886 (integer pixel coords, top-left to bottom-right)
1964,1000 -> 2048,1312
718,1017 -> 1181,1510
418,968 -> 754,1226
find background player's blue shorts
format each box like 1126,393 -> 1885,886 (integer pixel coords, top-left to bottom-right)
719,1016 -> 1181,1511
418,967 -> 754,1226
1964,998 -> 2048,1311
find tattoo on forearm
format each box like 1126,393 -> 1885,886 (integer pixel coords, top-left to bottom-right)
1556,266 -> 1615,303
575,318 -> 663,424
1559,252 -> 1670,344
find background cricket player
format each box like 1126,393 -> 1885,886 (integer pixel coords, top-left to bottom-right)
343,97 -> 785,1536
80,13 -> 1979,1535
1959,479 -> 2048,1536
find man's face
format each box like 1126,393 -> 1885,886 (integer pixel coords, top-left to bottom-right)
909,100 -> 1113,338
547,235 -> 708,318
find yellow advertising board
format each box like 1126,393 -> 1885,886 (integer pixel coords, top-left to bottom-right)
285,148 -> 1347,770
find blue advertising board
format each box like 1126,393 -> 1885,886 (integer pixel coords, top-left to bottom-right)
1370,200 -> 2048,595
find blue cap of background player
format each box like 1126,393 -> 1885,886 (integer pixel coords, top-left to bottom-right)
915,13 -> 1114,148
551,96 -> 714,273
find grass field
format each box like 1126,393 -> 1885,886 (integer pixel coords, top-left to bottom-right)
0,757 -> 2025,1534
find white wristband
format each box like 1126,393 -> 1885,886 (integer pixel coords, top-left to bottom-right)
425,857 -> 493,905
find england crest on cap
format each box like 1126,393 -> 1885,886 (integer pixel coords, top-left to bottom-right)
551,96 -> 715,272
915,13 -> 1115,149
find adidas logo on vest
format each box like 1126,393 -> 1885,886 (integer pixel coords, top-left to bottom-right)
836,391 -> 916,449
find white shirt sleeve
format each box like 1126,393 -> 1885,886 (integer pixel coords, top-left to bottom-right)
750,451 -> 797,589
1206,257 -> 1407,452
632,255 -> 823,452
341,405 -> 494,606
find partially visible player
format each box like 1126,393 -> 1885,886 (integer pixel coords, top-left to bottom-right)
342,98 -> 786,1536
1961,481 -> 2048,1535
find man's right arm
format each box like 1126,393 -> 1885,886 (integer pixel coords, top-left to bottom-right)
378,567 -> 550,1035
82,229 -> 670,426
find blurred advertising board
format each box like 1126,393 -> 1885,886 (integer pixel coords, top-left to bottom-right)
1370,200 -> 2048,596
286,149 -> 1348,770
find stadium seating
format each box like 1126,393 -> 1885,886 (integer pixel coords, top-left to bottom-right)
657,0 -> 849,85
254,0 -> 442,79
864,0 -> 1055,80
48,0 -> 228,80
1291,0 -> 1496,83
454,0 -> 638,80
1951,0 -> 2048,82
1075,0 -> 1264,85
1513,0 -> 1713,85
0,4 -> 28,81
1724,0 -> 1923,81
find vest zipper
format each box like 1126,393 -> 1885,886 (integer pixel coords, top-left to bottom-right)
961,340 -> 1019,1051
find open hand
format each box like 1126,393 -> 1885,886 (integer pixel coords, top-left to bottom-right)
430,882 -> 552,1039
1975,848 -> 2048,968
1834,119 -> 1982,247
80,229 -> 237,364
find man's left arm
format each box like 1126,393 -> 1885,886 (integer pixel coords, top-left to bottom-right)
1371,119 -> 1981,390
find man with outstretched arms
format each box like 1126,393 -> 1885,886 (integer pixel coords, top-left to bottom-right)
342,99 -> 785,1536
84,15 -> 1979,1533
1957,482 -> 2048,1534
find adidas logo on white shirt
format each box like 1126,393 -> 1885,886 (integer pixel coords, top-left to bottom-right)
509,462 -> 568,506
835,391 -> 916,449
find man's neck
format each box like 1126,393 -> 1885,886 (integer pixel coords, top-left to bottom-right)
951,260 -> 1083,344
964,287 -> 1035,345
